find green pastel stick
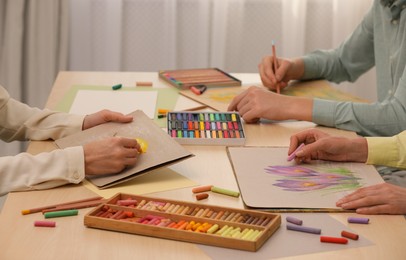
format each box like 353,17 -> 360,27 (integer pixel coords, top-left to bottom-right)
44,209 -> 79,218
211,186 -> 240,197
112,84 -> 122,90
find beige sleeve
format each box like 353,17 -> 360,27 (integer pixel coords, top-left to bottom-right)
0,85 -> 85,142
0,146 -> 85,196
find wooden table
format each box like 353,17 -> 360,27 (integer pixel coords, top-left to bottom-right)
0,71 -> 405,259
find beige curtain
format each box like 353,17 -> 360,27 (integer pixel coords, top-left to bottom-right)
0,0 -> 69,156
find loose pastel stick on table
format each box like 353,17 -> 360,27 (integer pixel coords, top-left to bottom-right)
286,224 -> 321,234
347,217 -> 369,224
192,185 -> 213,193
211,186 -> 240,197
286,216 -> 303,225
287,143 -> 305,161
44,209 -> 79,219
320,236 -> 348,244
195,193 -> 209,201
34,220 -> 56,228
341,230 -> 359,240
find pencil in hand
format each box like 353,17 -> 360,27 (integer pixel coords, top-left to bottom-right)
271,40 -> 280,94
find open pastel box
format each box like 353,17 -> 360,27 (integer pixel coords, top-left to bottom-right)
167,111 -> 246,146
84,193 -> 281,252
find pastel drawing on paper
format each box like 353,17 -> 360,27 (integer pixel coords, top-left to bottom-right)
264,165 -> 362,194
227,146 -> 384,209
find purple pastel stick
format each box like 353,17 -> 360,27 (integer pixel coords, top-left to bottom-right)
287,143 -> 305,161
286,216 -> 303,225
348,217 -> 369,224
286,224 -> 321,234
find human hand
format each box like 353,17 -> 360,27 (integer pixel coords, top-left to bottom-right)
258,56 -> 304,92
227,86 -> 286,123
228,86 -> 313,123
336,183 -> 406,215
82,109 -> 133,130
83,137 -> 141,175
289,129 -> 368,163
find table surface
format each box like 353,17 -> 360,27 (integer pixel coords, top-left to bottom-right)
0,71 -> 405,260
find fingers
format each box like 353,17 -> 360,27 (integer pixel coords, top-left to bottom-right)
259,56 -> 275,89
84,137 -> 142,175
83,110 -> 133,130
101,110 -> 133,123
335,183 -> 396,214
288,128 -> 322,154
228,87 -> 252,111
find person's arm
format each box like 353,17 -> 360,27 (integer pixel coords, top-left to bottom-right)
0,147 -> 85,196
311,75 -> 406,137
309,3 -> 406,136
0,86 -> 141,195
0,86 -> 85,142
366,130 -> 406,169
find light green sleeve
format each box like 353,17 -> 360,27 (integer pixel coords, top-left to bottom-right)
366,131 -> 406,169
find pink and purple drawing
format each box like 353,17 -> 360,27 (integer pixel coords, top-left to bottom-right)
264,165 -> 362,193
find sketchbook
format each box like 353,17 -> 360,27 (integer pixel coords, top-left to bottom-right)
227,146 -> 384,211
55,110 -> 193,189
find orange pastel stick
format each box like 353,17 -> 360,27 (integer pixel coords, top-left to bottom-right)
195,193 -> 209,201
192,185 -> 213,193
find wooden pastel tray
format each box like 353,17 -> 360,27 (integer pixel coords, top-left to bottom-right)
84,193 -> 281,251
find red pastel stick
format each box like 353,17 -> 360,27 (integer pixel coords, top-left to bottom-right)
320,236 -> 348,244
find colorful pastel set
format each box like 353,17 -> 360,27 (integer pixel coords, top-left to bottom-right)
159,68 -> 241,90
166,111 -> 246,146
84,193 -> 281,251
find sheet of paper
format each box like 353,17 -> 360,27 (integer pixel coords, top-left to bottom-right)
82,167 -> 196,198
227,147 -> 384,209
199,213 -> 373,259
69,90 -> 157,118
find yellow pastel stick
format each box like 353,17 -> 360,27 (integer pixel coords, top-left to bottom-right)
135,138 -> 148,153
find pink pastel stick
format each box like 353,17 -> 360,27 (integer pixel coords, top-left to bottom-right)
287,143 -> 305,161
34,220 -> 56,228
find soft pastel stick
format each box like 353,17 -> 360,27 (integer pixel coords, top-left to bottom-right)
287,143 -> 305,161
348,217 -> 369,224
286,216 -> 303,225
112,83 -> 122,90
195,193 -> 209,201
192,185 -> 213,193
211,186 -> 240,197
44,209 -> 79,218
320,236 -> 348,244
341,230 -> 359,240
286,224 -> 321,234
117,199 -> 138,206
34,220 -> 56,228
